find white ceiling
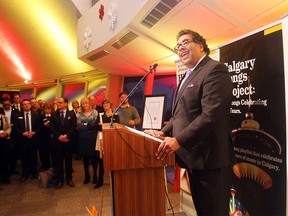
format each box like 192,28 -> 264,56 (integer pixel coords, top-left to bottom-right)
1,0 -> 288,89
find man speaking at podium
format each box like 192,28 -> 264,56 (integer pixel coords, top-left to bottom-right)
145,29 -> 235,216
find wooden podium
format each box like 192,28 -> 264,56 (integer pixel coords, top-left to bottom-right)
102,123 -> 174,216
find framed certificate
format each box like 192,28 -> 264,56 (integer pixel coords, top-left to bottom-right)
142,95 -> 166,130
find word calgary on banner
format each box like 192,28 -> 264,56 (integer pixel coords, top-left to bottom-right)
224,58 -> 256,74
225,58 -> 257,100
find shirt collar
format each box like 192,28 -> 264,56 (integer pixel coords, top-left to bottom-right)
120,103 -> 130,108
188,54 -> 206,72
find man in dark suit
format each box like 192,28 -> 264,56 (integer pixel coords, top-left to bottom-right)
145,29 -> 235,215
0,98 -> 12,184
13,99 -> 39,182
49,97 -> 77,189
11,93 -> 21,112
0,96 -> 20,175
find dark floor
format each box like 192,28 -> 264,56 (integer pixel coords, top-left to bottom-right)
0,159 -> 182,216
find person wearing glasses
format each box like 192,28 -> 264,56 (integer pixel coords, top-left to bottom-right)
145,29 -> 235,215
94,98 -> 120,189
49,97 -> 77,190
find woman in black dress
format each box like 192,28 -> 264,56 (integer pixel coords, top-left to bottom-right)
38,102 -> 53,171
94,98 -> 119,189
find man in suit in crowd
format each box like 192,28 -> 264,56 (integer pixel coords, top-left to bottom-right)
13,99 -> 39,182
145,29 -> 235,215
30,97 -> 42,115
89,95 -> 104,113
0,96 -> 19,124
49,97 -> 77,189
0,96 -> 20,175
12,93 -> 21,112
0,97 -> 12,184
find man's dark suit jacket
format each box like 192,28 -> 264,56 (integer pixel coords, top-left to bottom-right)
49,109 -> 77,141
162,55 -> 235,170
0,106 -> 20,124
13,111 -> 39,140
11,104 -> 22,113
0,107 -> 20,139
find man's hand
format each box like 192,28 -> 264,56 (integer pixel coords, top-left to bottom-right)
58,134 -> 69,142
155,137 -> 180,160
0,131 -> 8,138
128,120 -> 135,127
23,131 -> 35,138
43,121 -> 50,127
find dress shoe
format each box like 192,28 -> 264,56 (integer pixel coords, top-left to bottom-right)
10,169 -> 19,175
83,178 -> 90,184
92,176 -> 97,184
93,182 -> 103,189
2,179 -> 11,184
32,174 -> 39,179
67,179 -> 75,187
20,176 -> 28,183
55,182 -> 63,190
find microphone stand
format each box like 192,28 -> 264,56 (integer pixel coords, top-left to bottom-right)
109,64 -> 158,128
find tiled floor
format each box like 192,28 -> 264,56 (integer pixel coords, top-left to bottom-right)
0,159 -> 183,216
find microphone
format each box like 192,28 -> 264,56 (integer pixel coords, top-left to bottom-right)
150,64 -> 158,72
109,64 -> 158,128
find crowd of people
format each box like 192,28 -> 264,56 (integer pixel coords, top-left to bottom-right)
0,28 -> 236,216
0,92 -> 141,190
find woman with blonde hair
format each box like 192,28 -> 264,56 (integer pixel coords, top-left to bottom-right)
76,97 -> 98,184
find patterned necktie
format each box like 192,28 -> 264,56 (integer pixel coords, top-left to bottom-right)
25,112 -> 30,131
179,69 -> 193,90
60,111 -> 65,126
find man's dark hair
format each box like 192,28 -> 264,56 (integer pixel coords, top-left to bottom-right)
176,29 -> 210,55
1,96 -> 11,104
118,92 -> 128,98
13,93 -> 20,98
21,99 -> 30,105
60,97 -> 69,104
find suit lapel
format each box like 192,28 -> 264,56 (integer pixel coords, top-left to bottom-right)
172,68 -> 199,114
172,56 -> 211,115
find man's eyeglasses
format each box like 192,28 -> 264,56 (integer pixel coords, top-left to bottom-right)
174,39 -> 193,51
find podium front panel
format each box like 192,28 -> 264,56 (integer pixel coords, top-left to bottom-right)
103,124 -> 174,171
112,167 -> 166,216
